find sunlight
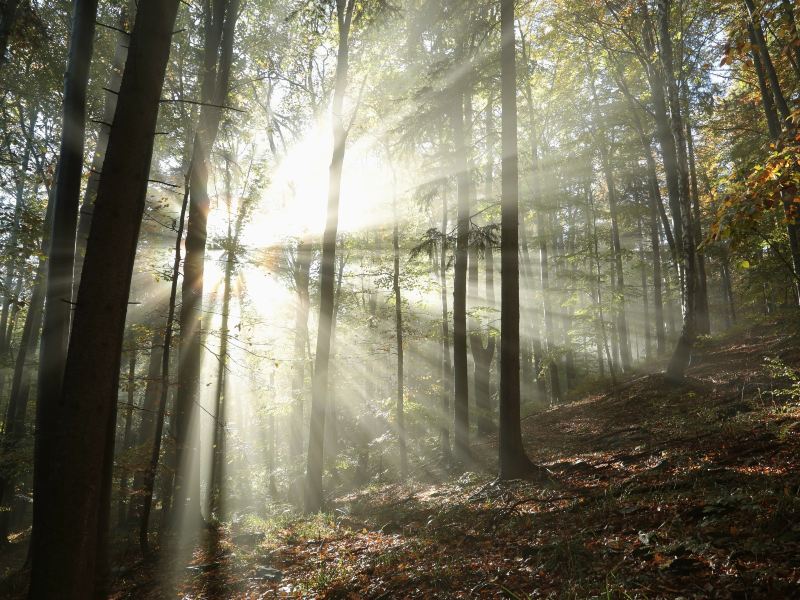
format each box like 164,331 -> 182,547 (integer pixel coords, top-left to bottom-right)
243,119 -> 396,249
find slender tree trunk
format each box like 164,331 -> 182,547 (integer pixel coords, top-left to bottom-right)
128,325 -> 162,524
744,0 -> 791,122
28,1 -> 180,597
781,0 -> 800,77
439,186 -> 452,460
598,138 -> 632,372
140,174 -> 190,554
450,91 -> 470,465
498,0 -> 541,480
290,239 -> 311,463
0,199 -> 49,542
117,344 -> 137,527
748,22 -> 782,141
0,105 -> 36,356
531,141 -> 563,401
392,192 -> 407,478
638,217 -> 652,359
305,0 -> 354,514
173,0 -> 239,525
209,160 -> 235,519
722,254 -> 736,325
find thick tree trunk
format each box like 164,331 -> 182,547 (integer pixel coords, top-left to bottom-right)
660,0 -> 698,381
30,0 -> 100,594
28,1 -> 180,597
686,115 -> 710,334
305,0 -> 354,514
748,22 -> 782,141
73,4 -> 130,295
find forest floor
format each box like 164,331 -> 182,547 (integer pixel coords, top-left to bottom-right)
5,314 -> 800,598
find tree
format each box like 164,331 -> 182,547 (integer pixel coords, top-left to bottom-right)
30,0 -> 100,589
498,0 -> 543,480
173,0 -> 240,526
28,0 -> 180,596
305,0 -> 355,514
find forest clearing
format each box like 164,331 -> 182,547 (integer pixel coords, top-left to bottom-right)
1,0 -> 800,597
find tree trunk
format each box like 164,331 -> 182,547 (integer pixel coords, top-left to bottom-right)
744,0 -> 791,122
748,22 -> 782,141
660,0 -> 698,381
30,0 -> 100,594
392,192 -> 407,479
781,0 -> 800,78
305,0 -> 354,514
209,160 -> 236,519
439,185 -> 452,460
0,197 -> 49,542
173,0 -> 239,526
498,0 -> 541,480
140,174 -> 190,554
290,239 -> 311,464
588,59 -> 632,373
73,4 -> 130,295
450,91 -> 470,465
685,114 -> 710,334
128,325 -> 162,524
28,1 -> 180,597
641,6 -> 684,279
117,344 -> 137,528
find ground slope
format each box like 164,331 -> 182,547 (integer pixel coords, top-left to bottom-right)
6,315 -> 800,599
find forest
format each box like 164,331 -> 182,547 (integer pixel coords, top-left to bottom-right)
1,0 -> 800,597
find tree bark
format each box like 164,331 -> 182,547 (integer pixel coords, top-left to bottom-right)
140,173 -> 190,554
28,1 -> 180,597
744,0 -> 791,122
73,4 -> 130,296
305,0 -> 354,514
173,0 -> 239,525
450,91 -> 470,465
439,185 -> 452,460
392,190 -> 407,478
30,0 -> 100,594
659,0 -> 698,381
498,0 -> 540,480
117,343 -> 137,528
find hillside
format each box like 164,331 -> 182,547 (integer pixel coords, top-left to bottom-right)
98,315 -> 800,599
